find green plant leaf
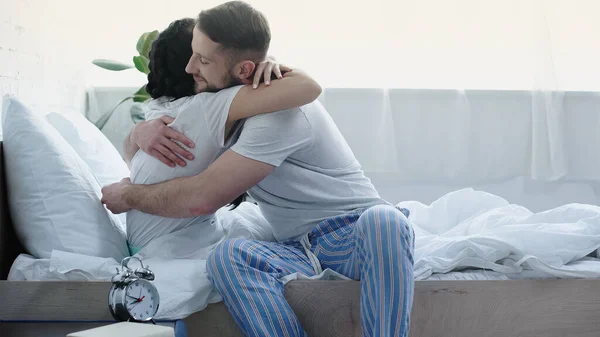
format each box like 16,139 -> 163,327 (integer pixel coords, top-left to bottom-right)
130,103 -> 146,124
133,94 -> 151,103
93,96 -> 132,130
140,30 -> 159,59
133,55 -> 150,74
136,32 -> 150,55
133,85 -> 151,102
134,85 -> 149,96
92,59 -> 134,71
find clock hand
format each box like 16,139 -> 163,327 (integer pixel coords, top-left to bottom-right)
129,301 -> 140,310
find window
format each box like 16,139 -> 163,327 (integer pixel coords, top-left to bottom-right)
79,0 -> 600,90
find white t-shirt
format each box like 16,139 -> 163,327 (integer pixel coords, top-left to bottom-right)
127,85 -> 243,247
231,100 -> 388,241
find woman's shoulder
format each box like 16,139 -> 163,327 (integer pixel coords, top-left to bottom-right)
143,96 -> 195,120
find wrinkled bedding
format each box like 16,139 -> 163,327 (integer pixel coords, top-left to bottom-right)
9,188 -> 600,319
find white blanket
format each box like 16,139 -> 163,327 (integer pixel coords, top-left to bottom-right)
9,189 -> 600,319
399,188 -> 600,280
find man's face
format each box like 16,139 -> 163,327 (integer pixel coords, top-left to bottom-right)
186,27 -> 239,93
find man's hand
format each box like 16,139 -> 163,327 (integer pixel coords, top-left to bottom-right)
132,116 -> 196,167
102,150 -> 274,218
101,178 -> 133,214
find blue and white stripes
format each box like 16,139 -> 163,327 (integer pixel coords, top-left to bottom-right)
207,204 -> 415,337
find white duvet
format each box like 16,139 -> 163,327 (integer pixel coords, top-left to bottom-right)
9,188 -> 600,319
398,188 -> 600,280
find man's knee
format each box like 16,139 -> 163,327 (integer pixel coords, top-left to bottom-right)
358,204 -> 409,230
357,205 -> 414,246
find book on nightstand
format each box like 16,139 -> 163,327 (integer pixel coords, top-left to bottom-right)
67,322 -> 185,337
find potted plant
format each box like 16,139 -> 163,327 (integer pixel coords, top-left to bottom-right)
91,30 -> 158,129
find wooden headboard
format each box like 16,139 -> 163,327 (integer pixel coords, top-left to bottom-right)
0,141 -> 26,280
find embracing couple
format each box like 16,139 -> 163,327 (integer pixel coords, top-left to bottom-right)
101,1 -> 415,336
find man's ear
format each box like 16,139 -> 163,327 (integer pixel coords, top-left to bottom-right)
232,60 -> 256,84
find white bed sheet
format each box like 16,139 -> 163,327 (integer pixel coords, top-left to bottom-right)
424,257 -> 600,281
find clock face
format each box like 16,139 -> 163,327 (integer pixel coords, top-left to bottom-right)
125,279 -> 159,321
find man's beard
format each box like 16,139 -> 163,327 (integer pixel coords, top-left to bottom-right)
203,70 -> 243,93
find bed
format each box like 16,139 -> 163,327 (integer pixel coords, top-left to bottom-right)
2,138 -> 600,337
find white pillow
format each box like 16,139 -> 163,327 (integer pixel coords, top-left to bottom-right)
1,95 -> 129,261
45,111 -> 130,227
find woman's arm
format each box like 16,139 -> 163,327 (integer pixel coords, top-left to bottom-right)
226,67 -> 322,124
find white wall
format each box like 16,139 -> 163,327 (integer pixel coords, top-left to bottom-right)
0,0 -> 89,137
3,0 -> 599,127
48,0 -> 600,91
5,0 -> 598,93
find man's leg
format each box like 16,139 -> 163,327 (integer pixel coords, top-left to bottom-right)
311,204 -> 415,337
207,238 -> 315,337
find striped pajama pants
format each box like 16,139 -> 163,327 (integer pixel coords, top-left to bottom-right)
207,204 -> 415,337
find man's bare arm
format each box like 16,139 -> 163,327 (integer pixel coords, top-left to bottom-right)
118,150 -> 274,217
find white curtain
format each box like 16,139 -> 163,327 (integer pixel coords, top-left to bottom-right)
321,88 -> 600,181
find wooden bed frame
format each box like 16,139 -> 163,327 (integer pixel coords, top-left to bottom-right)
1,140 -> 600,337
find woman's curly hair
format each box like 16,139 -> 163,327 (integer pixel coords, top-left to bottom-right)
146,18 -> 196,100
145,18 -> 248,210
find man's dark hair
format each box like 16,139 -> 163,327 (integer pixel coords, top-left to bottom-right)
197,1 -> 271,64
146,18 -> 196,100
